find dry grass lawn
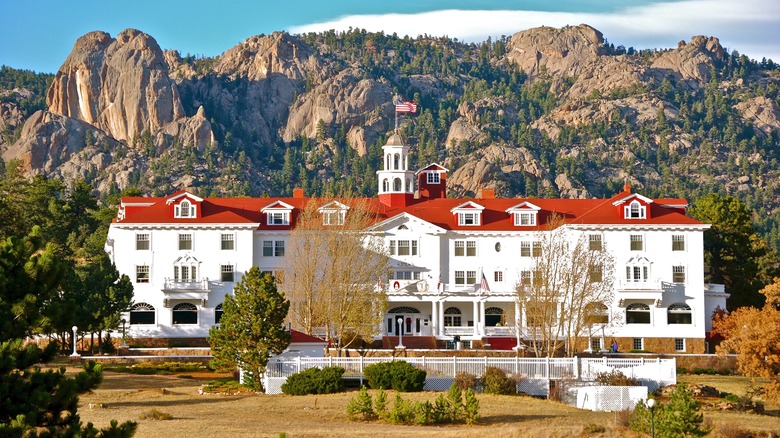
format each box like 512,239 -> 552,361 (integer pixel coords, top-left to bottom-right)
74,368 -> 780,438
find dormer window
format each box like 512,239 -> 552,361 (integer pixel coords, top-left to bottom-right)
268,212 -> 289,225
625,200 -> 646,219
515,212 -> 537,226
261,201 -> 294,226
175,200 -> 197,218
427,172 -> 441,184
459,212 -> 480,226
319,201 -> 349,226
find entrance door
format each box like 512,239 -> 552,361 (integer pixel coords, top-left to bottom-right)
387,307 -> 422,336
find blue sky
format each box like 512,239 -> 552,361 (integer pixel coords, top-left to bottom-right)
1,0 -> 778,73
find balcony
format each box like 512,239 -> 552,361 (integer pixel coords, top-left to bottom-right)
162,278 -> 211,306
388,279 -> 432,293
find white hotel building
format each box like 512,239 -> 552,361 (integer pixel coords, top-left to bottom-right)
106,134 -> 728,353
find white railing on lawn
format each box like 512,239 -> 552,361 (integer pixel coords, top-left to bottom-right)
263,356 -> 676,396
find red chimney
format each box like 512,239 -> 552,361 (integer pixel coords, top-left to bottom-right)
293,188 -> 304,198
623,184 -> 631,194
480,188 -> 495,199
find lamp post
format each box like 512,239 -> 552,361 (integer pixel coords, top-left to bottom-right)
120,318 -> 128,348
397,317 -> 404,348
70,326 -> 80,357
646,398 -> 656,438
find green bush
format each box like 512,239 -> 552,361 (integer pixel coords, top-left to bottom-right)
363,361 -> 426,392
630,386 -> 711,437
463,388 -> 480,424
387,394 -> 415,424
482,366 -> 517,395
281,366 -> 346,395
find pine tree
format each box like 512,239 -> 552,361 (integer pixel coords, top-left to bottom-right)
208,267 -> 291,392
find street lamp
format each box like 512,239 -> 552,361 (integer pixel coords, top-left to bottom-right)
120,318 -> 128,348
70,326 -> 80,357
397,317 -> 404,348
646,398 -> 656,438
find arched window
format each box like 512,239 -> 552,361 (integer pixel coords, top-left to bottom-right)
393,153 -> 400,170
584,302 -> 609,324
625,200 -> 646,219
172,303 -> 198,325
215,303 -> 223,325
626,303 -> 650,324
625,257 -> 651,283
173,255 -> 199,282
393,178 -> 402,191
130,303 -> 155,325
386,154 -> 391,170
667,303 -> 692,324
444,307 -> 462,327
485,307 -> 503,327
180,200 -> 191,217
388,306 -> 420,314
382,178 -> 389,192
406,178 -> 412,193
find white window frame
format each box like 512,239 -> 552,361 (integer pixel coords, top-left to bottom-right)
672,235 -> 685,251
136,265 -> 150,283
630,234 -> 643,251
136,233 -> 150,250
633,338 -> 644,350
179,233 -> 193,251
458,212 -> 480,226
322,210 -> 346,226
589,234 -> 602,251
220,264 -> 235,282
427,172 -> 441,184
514,211 -> 537,226
221,233 -> 235,250
672,265 -> 686,284
174,200 -> 197,218
494,271 -> 503,282
624,200 -> 646,219
675,338 -> 686,351
267,211 -> 290,226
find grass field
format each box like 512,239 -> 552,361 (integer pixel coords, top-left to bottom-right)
75,367 -> 780,438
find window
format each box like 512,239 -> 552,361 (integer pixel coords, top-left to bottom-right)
175,200 -> 196,218
221,265 -> 235,282
392,271 -> 421,280
672,266 -> 686,283
267,211 -> 289,225
215,304 -> 223,325
129,303 -> 155,325
179,234 -> 192,250
136,265 -> 149,283
668,303 -> 692,324
626,303 -> 651,324
427,172 -> 440,184
263,240 -> 285,257
454,271 -> 476,285
515,212 -> 537,226
521,241 -> 541,257
458,212 -> 480,226
589,234 -> 602,251
526,302 -> 556,328
675,338 -> 685,351
393,178 -> 402,191
485,307 -> 504,326
322,210 -> 345,226
454,240 -> 475,256
388,239 -> 418,256
172,303 -> 198,325
630,234 -> 643,251
625,257 -> 651,283
494,271 -> 503,282
520,270 -> 532,287
624,200 -> 646,219
588,265 -> 603,283
672,235 -> 685,251
136,233 -> 150,250
590,338 -> 602,351
584,303 -> 609,324
444,307 -> 462,327
221,233 -> 234,250
633,338 -> 644,351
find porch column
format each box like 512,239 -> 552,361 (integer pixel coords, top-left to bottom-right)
438,301 -> 445,336
473,300 -> 479,336
431,300 -> 439,336
514,301 -> 522,339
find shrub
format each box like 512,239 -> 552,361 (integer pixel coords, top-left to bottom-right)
630,386 -> 711,437
363,361 -> 426,392
281,366 -> 346,395
139,409 -> 173,420
413,400 -> 435,425
583,423 -> 606,434
346,386 -> 375,421
454,372 -> 478,391
482,366 -> 516,395
463,388 -> 480,424
595,369 -> 639,386
387,394 -> 415,424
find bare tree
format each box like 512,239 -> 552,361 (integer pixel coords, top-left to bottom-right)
284,199 -> 389,351
517,216 -> 614,357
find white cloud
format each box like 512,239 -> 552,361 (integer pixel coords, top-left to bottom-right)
289,0 -> 780,61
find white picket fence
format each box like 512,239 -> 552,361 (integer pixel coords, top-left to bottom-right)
263,356 -> 676,396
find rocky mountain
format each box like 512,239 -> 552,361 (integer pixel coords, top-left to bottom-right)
2,24 -> 780,245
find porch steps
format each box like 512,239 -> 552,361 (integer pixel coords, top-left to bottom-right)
382,336 -> 437,350
485,337 -> 518,350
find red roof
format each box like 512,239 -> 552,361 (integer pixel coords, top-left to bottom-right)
290,330 -> 327,344
115,188 -> 703,229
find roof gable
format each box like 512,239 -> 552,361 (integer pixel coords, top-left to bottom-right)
165,191 -> 204,205
261,200 -> 294,212
505,201 -> 541,212
366,212 -> 447,234
612,193 -> 654,206
450,201 -> 485,213
416,163 -> 449,174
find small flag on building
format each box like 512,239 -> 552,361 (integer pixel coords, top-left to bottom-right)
395,100 -> 418,113
480,271 -> 490,292
377,276 -> 384,290
437,275 -> 441,291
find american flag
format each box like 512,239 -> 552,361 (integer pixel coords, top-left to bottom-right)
437,275 -> 441,291
395,100 -> 418,113
480,271 -> 490,292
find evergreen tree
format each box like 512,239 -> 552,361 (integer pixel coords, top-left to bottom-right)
208,268 -> 291,392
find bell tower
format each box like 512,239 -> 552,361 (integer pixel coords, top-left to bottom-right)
377,134 -> 415,207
